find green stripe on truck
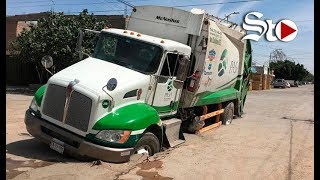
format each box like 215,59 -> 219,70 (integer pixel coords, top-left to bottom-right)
195,88 -> 240,106
152,101 -> 179,113
35,84 -> 47,106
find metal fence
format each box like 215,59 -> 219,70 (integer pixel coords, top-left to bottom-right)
6,56 -> 39,85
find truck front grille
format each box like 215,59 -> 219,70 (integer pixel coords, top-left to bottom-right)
42,84 -> 92,132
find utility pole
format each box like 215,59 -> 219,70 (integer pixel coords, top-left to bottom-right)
269,52 -> 272,75
269,51 -> 272,66
116,0 -> 135,8
124,5 -> 128,18
50,0 -> 55,12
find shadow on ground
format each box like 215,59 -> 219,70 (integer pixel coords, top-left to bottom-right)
6,138 -> 79,162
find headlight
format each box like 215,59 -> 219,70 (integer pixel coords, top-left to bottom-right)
95,130 -> 131,144
29,98 -> 38,112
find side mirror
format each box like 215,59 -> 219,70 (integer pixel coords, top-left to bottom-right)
176,55 -> 190,81
41,55 -> 54,75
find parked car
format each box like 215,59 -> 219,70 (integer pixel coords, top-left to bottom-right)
286,80 -> 294,87
286,80 -> 298,87
273,79 -> 287,88
286,81 -> 291,88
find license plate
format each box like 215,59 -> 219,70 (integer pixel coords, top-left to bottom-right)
50,138 -> 65,154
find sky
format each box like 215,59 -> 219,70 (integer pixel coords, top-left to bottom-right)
6,0 -> 314,74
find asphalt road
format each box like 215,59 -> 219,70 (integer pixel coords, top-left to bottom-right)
6,85 -> 314,180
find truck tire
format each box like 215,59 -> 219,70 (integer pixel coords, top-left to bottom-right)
221,102 -> 234,125
133,132 -> 160,156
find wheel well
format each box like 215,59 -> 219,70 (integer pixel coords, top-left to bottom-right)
144,124 -> 163,148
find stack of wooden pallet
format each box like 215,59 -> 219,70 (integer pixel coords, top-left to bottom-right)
251,73 -> 262,90
266,75 -> 272,89
262,74 -> 268,90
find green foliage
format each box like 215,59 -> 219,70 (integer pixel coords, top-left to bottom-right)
270,60 -> 313,82
302,72 -> 314,82
10,9 -> 109,73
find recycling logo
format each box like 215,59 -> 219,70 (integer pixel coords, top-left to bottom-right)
218,49 -> 228,77
167,80 -> 173,91
208,49 -> 216,61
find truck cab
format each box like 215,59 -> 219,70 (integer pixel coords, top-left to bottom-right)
25,28 -> 191,163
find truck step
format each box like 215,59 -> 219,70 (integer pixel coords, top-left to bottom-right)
162,118 -> 185,148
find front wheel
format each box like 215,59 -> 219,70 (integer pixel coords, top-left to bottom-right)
133,132 -> 160,156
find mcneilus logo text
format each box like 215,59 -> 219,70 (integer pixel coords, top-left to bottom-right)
156,16 -> 180,23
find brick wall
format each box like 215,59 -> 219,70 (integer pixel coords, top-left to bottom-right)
16,21 -> 32,36
6,21 -> 17,53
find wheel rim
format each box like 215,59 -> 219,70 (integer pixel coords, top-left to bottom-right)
134,145 -> 151,155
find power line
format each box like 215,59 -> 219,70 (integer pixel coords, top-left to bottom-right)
67,10 -> 125,14
116,0 -> 135,8
7,2 -> 111,8
127,0 -> 154,2
253,53 -> 269,57
289,54 -> 313,57
8,0 -> 263,9
288,56 -> 313,59
7,0 -> 131,8
253,43 -> 278,50
6,0 -> 149,7
8,0 -> 51,4
260,52 -> 315,58
294,19 -> 313,22
173,0 -> 263,8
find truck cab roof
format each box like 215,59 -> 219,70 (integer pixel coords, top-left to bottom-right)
101,28 -> 192,57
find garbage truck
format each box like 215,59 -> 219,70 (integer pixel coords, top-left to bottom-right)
25,6 -> 252,163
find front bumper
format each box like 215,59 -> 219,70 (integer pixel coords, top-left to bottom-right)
24,110 -> 133,163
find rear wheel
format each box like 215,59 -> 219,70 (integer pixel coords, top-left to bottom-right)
221,102 -> 234,125
133,132 -> 160,156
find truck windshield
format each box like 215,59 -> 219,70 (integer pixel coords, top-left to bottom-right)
93,32 -> 163,74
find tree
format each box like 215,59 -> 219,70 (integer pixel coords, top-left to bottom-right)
270,60 -> 313,82
302,72 -> 314,82
10,10 -> 109,83
270,60 -> 294,79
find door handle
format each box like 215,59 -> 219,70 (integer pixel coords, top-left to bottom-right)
170,101 -> 174,107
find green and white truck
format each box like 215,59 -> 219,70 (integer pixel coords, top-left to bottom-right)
25,6 -> 252,163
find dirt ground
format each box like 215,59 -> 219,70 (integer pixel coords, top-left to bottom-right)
6,85 -> 314,180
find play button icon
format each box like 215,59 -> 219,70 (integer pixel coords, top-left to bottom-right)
275,20 -> 298,42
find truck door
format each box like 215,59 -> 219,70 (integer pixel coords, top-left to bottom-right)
151,53 -> 184,117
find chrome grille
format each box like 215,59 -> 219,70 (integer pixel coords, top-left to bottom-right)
42,84 -> 66,121
42,84 -> 92,132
